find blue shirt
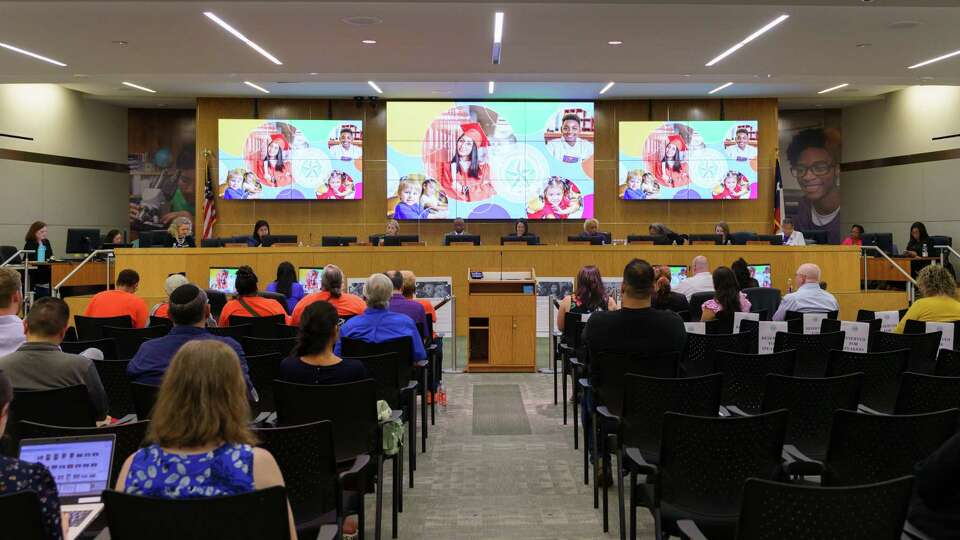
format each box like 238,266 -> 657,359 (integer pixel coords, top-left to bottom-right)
623,187 -> 645,200
266,281 -> 304,313
127,326 -> 253,393
223,187 -> 246,200
334,307 -> 426,362
772,282 -> 840,321
388,293 -> 427,337
123,443 -> 254,499
393,202 -> 427,220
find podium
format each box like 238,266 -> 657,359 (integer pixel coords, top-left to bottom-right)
466,268 -> 537,372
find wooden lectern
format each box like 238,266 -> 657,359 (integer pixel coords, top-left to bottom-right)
466,268 -> 537,372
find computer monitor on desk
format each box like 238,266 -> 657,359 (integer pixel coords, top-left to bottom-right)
627,235 -> 672,245
66,228 -> 101,254
262,234 -> 298,246
321,236 -> 357,247
567,235 -> 605,246
445,234 -> 480,246
371,234 -> 420,246
799,230 -> 829,245
687,234 -> 722,245
755,234 -> 784,245
861,233 -> 894,255
501,235 -> 540,246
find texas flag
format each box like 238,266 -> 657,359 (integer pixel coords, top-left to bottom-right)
773,159 -> 785,234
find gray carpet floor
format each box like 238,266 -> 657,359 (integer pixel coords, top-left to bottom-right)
362,372 -> 655,539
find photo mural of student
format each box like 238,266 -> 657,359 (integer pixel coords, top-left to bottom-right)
439,123 -> 495,202
725,127 -> 758,162
329,127 -> 362,161
785,128 -> 842,243
656,134 -> 690,187
527,176 -> 582,220
545,113 -> 594,164
242,171 -> 263,199
256,133 -> 293,187
223,169 -> 246,200
316,171 -> 355,200
713,171 -> 748,200
393,175 -> 429,220
419,178 -> 449,218
623,170 -> 645,200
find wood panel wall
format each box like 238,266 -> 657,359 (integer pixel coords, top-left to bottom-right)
195,97 -> 777,245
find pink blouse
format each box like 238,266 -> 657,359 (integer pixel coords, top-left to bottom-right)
703,292 -> 752,314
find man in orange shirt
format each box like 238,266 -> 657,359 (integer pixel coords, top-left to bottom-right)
83,269 -> 149,328
291,264 -> 365,326
218,266 -> 290,326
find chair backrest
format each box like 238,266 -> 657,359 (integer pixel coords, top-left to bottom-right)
704,317 -> 735,335
562,312 -> 588,351
823,408 -> 958,487
273,379 -> 379,462
251,421 -> 338,517
903,319 -> 960,349
0,491 -> 46,540
734,476 -> 914,540
205,289 -> 227,318
64,326 -> 79,342
826,348 -> 909,414
785,310 -> 839,324
871,331 -> 942,374
715,349 -> 796,414
207,324 -> 253,340
258,291 -> 291,315
821,317 -> 882,335
241,336 -> 297,358
149,315 -> 173,328
19,419 -> 149,482
229,314 -> 288,339
74,315 -> 133,340
102,325 -> 169,359
103,486 -> 291,540
761,373 -> 862,459
658,410 -> 788,521
61,337 -> 118,360
274,324 -> 298,339
341,336 -> 413,389
773,331 -> 846,377
245,352 -> 285,412
92,359 -> 135,417
894,372 -> 960,415
341,351 -> 406,408
620,373 -> 722,461
857,308 -> 909,322
730,231 -> 757,245
688,291 -> 715,320
742,287 -> 781,320
130,382 -> 160,419
682,330 -> 756,377
936,348 -> 960,376
11,385 -> 97,432
591,351 -> 680,416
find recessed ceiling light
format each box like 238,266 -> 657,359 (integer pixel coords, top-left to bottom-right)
909,48 -> 960,69
599,81 -> 615,95
204,12 -> 283,65
122,81 -> 156,93
492,12 -> 504,65
608,40 -> 623,46
705,14 -> 789,67
308,72 -> 318,75
488,81 -> 495,94
920,76 -> 935,81
888,21 -> 920,30
362,39 -> 377,45
856,43 -> 872,48
243,81 -> 270,94
0,41 -> 66,67
818,83 -> 849,94
683,74 -> 692,77
708,82 -> 734,94
367,80 -> 383,94
112,40 -> 128,46
73,73 -> 89,78
341,16 -> 383,26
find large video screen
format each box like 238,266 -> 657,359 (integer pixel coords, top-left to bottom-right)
618,120 -> 758,200
218,119 -> 363,200
387,102 -> 595,220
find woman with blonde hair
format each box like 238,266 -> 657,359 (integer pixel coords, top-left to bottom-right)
116,340 -> 296,538
166,216 -> 195,248
895,264 -> 960,333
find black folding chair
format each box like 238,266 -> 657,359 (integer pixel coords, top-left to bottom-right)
894,372 -> 960,414
936,348 -> 960,376
715,349 -> 796,414
130,382 -> 160,420
0,491 -> 46,540
102,325 -> 169,359
148,315 -> 172,328
74,315 -> 133,341
92,358 -> 135,418
10,385 -> 97,438
681,331 -> 756,377
61,338 -> 118,360
871,331 -> 942,374
826,348 -> 909,414
246,352 -> 285,414
229,314 -> 288,339
241,336 -> 297,359
773,331 -> 846,377
208,324 -> 253,341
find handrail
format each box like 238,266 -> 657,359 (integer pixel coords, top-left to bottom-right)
861,245 -> 917,303
0,249 -> 34,267
861,245 -> 917,285
52,249 -> 114,298
936,245 -> 959,266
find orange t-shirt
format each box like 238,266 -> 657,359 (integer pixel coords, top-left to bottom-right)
153,303 -> 170,319
83,289 -> 149,328
291,291 -> 366,326
414,298 -> 438,337
219,296 -> 290,327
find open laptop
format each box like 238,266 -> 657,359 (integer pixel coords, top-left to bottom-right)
18,434 -> 116,540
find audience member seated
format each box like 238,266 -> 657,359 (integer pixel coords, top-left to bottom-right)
0,297 -> 108,421
715,221 -> 734,245
731,257 -> 760,289
385,270 -> 427,335
894,264 -> 960,333
266,261 -> 304,313
334,273 -> 426,363
83,269 -> 149,328
841,224 -> 864,246
218,266 -> 290,327
700,266 -> 752,321
674,255 -> 713,300
907,432 -> 960,539
104,229 -> 124,245
0,370 -> 66,540
773,263 -> 838,321
129,285 -> 253,395
903,221 -> 934,258
280,301 -> 369,385
447,217 -> 468,237
291,265 -> 366,325
0,269 -> 25,356
116,340 -> 296,539
780,217 -> 806,246
167,216 -> 196,248
651,265 -> 690,314
149,273 -> 189,320
557,265 -> 617,331
248,219 -> 272,247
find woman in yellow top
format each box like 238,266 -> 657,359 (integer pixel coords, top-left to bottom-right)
895,264 -> 960,333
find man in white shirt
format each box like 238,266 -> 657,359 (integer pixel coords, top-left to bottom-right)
674,256 -> 714,300
545,113 -> 594,164
0,268 -> 24,356
781,217 -> 807,246
329,127 -> 362,161
725,128 -> 757,162
773,263 -> 839,321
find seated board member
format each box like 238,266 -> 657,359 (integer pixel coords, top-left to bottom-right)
841,224 -> 864,247
0,370 -> 67,540
780,217 -> 806,246
116,340 -> 296,539
334,273 -> 426,363
0,297 -> 109,421
370,219 -> 401,246
291,265 -> 366,326
772,263 -> 839,321
385,270 -> 427,336
83,269 -> 149,328
674,255 -> 714,300
894,264 -> 960,333
129,284 -> 254,397
247,219 -> 272,247
0,268 -> 25,357
447,217 -> 468,237
903,221 -> 935,259
508,219 -> 532,238
166,216 -> 196,248
279,300 -> 369,385
217,266 -> 290,327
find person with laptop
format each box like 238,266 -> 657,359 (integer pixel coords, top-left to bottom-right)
0,297 -> 108,422
217,266 -> 290,327
117,340 -> 296,539
82,269 -> 149,328
772,263 -> 839,321
0,268 -> 26,357
291,264 -> 366,325
673,255 -> 714,300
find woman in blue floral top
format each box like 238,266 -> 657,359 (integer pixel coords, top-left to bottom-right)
114,340 -> 296,538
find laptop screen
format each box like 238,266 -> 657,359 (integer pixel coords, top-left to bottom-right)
19,435 -> 115,499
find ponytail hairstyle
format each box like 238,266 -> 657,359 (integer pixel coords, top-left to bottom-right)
321,264 -> 344,299
652,265 -> 673,308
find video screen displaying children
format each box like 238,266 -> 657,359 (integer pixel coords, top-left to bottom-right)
298,267 -> 323,294
748,264 -> 773,288
209,267 -> 239,294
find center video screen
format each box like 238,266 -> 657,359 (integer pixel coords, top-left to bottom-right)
618,120 -> 758,200
218,119 -> 363,200
386,102 -> 595,220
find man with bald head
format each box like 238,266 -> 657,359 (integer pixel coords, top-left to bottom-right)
772,263 -> 838,321
674,255 -> 714,300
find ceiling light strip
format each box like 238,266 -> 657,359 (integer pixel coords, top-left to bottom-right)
599,81 -> 616,95
122,81 -> 156,93
705,14 -> 789,67
908,48 -> 960,69
0,41 -> 67,67
818,83 -> 849,94
204,12 -> 283,65
243,81 -> 270,94
488,81 -> 495,94
368,80 -> 383,94
708,82 -> 734,95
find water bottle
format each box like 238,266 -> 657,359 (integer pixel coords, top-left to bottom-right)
786,278 -> 793,294
922,243 -> 928,258
36,243 -> 46,263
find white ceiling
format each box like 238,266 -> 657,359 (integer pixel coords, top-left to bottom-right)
1,1 -> 959,108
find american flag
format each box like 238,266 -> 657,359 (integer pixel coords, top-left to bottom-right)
201,154 -> 217,239
773,158 -> 785,234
